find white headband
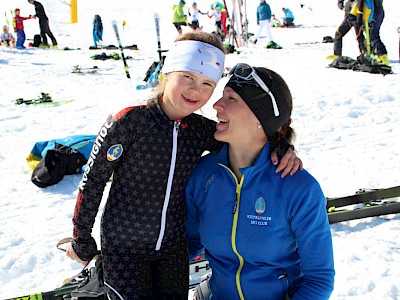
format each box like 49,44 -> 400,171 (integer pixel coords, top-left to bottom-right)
162,40 -> 225,84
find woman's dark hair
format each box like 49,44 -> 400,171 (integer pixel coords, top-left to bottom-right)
254,67 -> 296,155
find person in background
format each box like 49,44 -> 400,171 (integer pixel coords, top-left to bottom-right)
327,0 -> 366,61
368,0 -> 389,65
271,14 -> 282,27
172,0 -> 188,35
186,63 -> 335,300
208,4 -> 223,38
28,0 -> 58,48
13,8 -> 34,49
251,0 -> 281,49
65,31 -> 303,299
92,14 -> 103,48
189,2 -> 207,31
350,0 -> 389,65
1,25 -> 16,47
282,7 -> 295,27
211,1 -> 228,36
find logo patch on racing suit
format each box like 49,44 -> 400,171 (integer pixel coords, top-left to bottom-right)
107,144 -> 123,161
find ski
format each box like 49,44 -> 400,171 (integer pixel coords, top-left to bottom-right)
70,65 -> 116,75
12,93 -> 72,106
5,254 -> 211,300
327,186 -> 400,224
71,65 -> 100,73
111,20 -> 130,79
154,13 -> 162,61
88,44 -> 138,50
4,283 -> 82,300
398,27 -> 400,62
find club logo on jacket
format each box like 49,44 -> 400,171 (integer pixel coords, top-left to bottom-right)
255,197 -> 266,215
107,144 -> 123,161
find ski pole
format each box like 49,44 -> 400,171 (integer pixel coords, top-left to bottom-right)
112,20 -> 131,79
398,27 -> 400,63
154,13 -> 162,61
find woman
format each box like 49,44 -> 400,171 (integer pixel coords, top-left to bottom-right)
185,64 -> 335,299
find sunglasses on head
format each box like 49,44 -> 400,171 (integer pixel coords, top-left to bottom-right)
229,63 -> 280,117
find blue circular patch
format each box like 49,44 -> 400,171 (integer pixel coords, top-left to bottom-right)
107,144 -> 123,161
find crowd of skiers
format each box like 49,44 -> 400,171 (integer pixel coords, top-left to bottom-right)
171,0 -> 297,51
169,0 -> 389,67
172,0 -> 228,37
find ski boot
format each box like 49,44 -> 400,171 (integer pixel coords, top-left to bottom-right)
371,54 -> 390,66
264,41 -> 282,49
326,54 -> 339,60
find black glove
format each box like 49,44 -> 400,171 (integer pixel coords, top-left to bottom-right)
72,237 -> 98,262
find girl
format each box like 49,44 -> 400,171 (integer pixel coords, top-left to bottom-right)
1,25 -> 16,47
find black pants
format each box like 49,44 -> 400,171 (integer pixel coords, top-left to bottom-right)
283,18 -> 294,27
333,14 -> 365,56
173,22 -> 187,33
370,5 -> 387,55
102,250 -> 189,300
39,20 -> 57,46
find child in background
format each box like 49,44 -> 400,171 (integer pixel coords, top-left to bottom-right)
13,8 -> 34,49
172,0 -> 188,35
208,5 -> 223,38
272,14 -> 282,27
1,25 -> 16,47
189,2 -> 206,31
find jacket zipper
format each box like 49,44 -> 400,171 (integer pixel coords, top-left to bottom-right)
220,164 -> 245,300
155,120 -> 180,251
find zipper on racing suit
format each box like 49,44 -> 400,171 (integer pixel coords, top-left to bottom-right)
155,120 -> 180,251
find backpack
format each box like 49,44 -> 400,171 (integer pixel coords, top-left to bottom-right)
33,34 -> 41,47
322,36 -> 334,43
31,143 -> 87,188
329,55 -> 392,75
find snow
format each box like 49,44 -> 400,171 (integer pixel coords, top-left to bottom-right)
0,0 -> 399,299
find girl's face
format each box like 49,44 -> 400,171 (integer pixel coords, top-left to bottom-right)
213,87 -> 263,144
161,71 -> 216,120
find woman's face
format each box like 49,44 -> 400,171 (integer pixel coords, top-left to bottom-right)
213,87 -> 263,144
161,71 -> 216,120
